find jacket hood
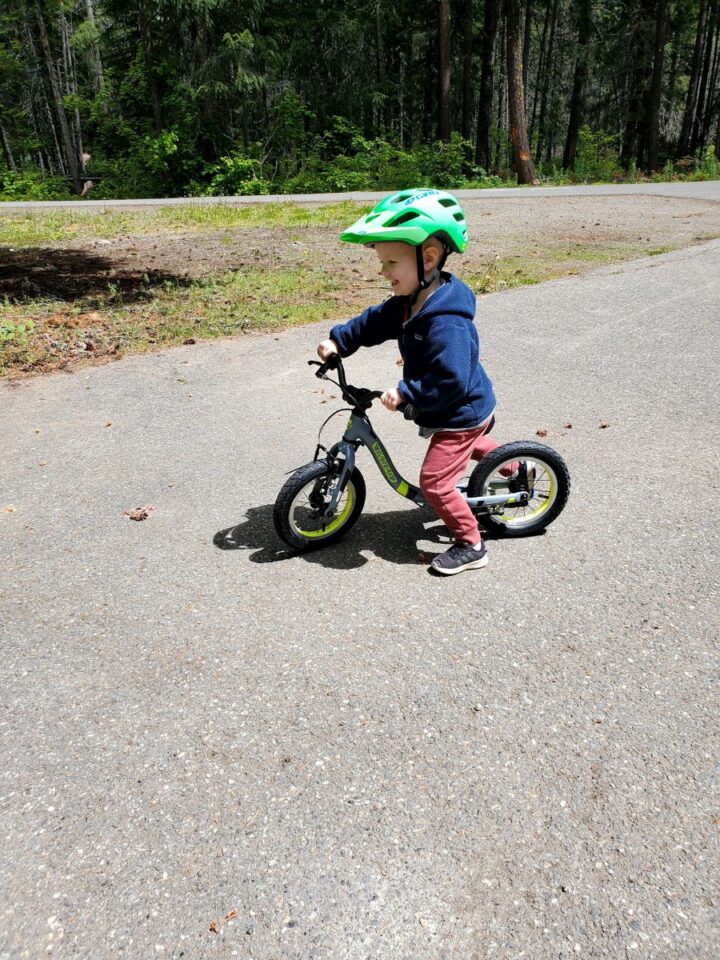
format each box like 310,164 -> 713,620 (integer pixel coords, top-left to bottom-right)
405,272 -> 475,325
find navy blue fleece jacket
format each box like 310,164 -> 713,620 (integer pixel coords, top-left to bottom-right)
329,272 -> 496,431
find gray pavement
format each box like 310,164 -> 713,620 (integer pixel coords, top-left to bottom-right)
1,179 -> 720,209
1,240 -> 719,959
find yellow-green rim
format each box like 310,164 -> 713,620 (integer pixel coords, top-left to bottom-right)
293,483 -> 355,539
496,465 -> 556,526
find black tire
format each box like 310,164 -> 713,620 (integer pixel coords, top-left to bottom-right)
467,441 -> 570,537
273,458 -> 366,551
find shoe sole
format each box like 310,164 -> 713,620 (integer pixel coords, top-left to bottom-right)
430,554 -> 489,575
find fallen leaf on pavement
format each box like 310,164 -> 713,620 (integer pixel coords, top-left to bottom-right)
123,505 -> 154,521
599,421 -> 610,429
536,429 -> 548,437
3,505 -> 17,513
209,909 -> 238,934
564,423 -> 573,429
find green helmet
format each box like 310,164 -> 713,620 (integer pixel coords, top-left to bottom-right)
339,188 -> 468,253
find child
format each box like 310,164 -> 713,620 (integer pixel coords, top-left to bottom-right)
317,188 -> 511,575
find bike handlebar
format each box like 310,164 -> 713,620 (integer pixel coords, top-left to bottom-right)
308,355 -> 418,421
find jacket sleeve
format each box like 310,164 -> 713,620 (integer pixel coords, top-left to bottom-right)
329,297 -> 403,357
397,318 -> 474,411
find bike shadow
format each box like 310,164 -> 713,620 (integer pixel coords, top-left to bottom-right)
213,504 -> 523,570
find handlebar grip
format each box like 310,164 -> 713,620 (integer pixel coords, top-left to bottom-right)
313,353 -> 341,377
401,402 -> 418,421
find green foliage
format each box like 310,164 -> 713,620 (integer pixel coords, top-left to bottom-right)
143,130 -> 180,175
0,169 -> 74,201
0,317 -> 34,344
699,145 -> 718,178
267,88 -> 314,162
626,159 -> 641,183
2,0 -> 720,204
651,160 -> 680,182
414,133 -> 472,188
572,126 -> 621,182
202,153 -> 270,195
280,130 -> 479,193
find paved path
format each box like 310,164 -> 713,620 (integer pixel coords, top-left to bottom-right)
1,179 -> 719,210
1,241 -> 718,959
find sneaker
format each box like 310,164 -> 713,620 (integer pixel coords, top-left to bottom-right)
430,541 -> 489,576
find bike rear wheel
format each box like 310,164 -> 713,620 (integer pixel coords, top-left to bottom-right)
273,458 -> 366,551
468,441 -> 570,537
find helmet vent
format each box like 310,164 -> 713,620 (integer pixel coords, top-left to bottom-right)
395,193 -> 413,202
453,212 -> 465,221
365,213 -> 380,222
388,211 -> 420,226
438,198 -> 458,207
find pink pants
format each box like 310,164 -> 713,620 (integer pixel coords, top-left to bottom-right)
419,420 -> 504,544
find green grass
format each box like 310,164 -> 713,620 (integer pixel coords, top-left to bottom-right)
0,266 -> 359,375
0,200 -> 371,247
463,241 -> 654,294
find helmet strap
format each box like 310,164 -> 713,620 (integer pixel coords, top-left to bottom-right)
409,243 -> 449,306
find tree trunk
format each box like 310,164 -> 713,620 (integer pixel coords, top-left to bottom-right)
495,16 -> 507,171
32,0 -> 80,190
0,122 -> 17,171
138,0 -> 164,133
423,29 -> 435,141
545,30 -> 564,164
437,0 -> 451,140
691,0 -> 719,152
700,19 -> 720,148
84,0 -> 105,97
375,1 -> 385,134
530,0 -> 553,144
461,0 -> 475,141
534,0 -> 559,165
562,0 -> 593,169
678,0 -> 709,155
506,0 -> 536,182
60,10 -> 85,164
646,0 -> 668,171
522,0 -> 532,114
44,95 -> 66,174
475,0 -> 501,169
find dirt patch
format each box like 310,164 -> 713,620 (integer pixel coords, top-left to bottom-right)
0,247 -> 192,303
2,193 -> 719,377
24,194 -> 717,284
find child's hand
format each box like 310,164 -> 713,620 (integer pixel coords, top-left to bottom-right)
381,387 -> 402,411
317,339 -> 339,361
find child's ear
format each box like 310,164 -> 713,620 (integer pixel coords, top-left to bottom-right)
423,242 -> 441,271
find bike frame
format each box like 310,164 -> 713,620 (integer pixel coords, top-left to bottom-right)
318,408 -> 530,516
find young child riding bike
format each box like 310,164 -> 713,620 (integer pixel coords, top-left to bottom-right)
317,187 -> 520,575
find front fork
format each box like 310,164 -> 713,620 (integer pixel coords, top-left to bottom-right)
313,440 -> 357,516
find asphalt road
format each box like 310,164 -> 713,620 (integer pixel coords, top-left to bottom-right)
1,179 -> 719,209
1,239 -> 719,958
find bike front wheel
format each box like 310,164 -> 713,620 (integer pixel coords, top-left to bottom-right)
273,458 -> 366,551
468,441 -> 570,537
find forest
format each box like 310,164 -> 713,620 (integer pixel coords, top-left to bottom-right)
1,0 -> 719,200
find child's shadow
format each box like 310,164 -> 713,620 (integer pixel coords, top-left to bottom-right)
213,504 -> 519,570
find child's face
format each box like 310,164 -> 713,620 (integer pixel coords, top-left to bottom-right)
373,242 -> 421,297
